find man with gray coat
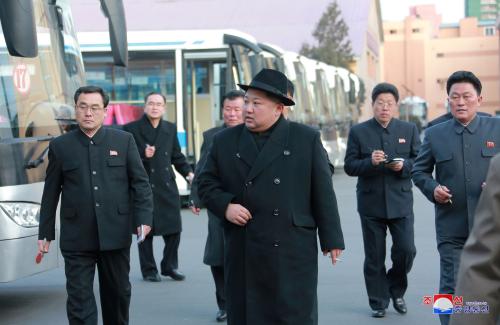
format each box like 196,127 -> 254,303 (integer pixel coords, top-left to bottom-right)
190,89 -> 245,322
412,71 -> 500,325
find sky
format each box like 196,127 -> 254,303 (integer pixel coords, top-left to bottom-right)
380,0 -> 465,23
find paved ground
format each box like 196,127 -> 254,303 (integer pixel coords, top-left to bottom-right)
0,171 -> 443,324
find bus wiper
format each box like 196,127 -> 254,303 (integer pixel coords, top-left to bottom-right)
24,136 -> 54,169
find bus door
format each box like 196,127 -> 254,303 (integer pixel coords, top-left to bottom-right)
182,50 -> 230,164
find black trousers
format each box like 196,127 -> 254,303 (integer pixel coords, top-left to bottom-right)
61,248 -> 131,325
360,214 -> 416,310
211,265 -> 226,310
138,232 -> 180,276
436,236 -> 467,325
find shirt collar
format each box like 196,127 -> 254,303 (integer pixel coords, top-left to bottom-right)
371,117 -> 395,134
454,115 -> 479,134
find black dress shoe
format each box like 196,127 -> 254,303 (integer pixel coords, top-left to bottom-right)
161,269 -> 186,281
371,309 -> 386,318
143,273 -> 161,282
393,297 -> 407,314
216,310 -> 227,322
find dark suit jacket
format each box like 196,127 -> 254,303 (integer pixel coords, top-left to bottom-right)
124,116 -> 192,235
427,111 -> 492,128
412,116 -> 500,238
344,118 -> 421,219
39,127 -> 153,251
197,118 -> 344,325
191,125 -> 225,266
451,154 -> 500,325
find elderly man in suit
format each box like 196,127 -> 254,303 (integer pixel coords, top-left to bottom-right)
412,71 -> 500,325
124,92 -> 194,282
38,86 -> 153,325
190,89 -> 245,322
197,68 -> 344,325
450,154 -> 500,325
344,82 -> 420,318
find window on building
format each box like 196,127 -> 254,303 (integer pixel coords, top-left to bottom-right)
412,28 -> 420,33
480,0 -> 495,4
436,53 -> 444,58
389,29 -> 397,34
484,26 -> 496,36
481,13 -> 497,20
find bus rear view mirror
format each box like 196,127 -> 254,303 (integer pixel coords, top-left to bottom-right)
100,0 -> 128,67
0,0 -> 38,57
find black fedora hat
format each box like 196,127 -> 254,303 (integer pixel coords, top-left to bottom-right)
238,68 -> 295,106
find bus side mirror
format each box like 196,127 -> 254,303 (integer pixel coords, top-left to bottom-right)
0,0 -> 38,57
100,0 -> 128,67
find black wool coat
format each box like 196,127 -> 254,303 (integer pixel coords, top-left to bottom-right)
198,118 -> 344,325
124,116 -> 192,235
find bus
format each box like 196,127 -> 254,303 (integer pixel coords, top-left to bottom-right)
0,0 -> 127,283
78,29 -> 362,173
399,96 -> 428,133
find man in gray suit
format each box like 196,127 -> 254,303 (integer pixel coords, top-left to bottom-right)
190,89 -> 245,322
412,71 -> 500,325
344,83 -> 420,318
450,154 -> 500,325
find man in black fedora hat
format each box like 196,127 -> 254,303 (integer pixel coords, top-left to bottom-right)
197,68 -> 345,325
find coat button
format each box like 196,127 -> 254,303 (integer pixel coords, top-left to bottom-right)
151,184 -> 155,188
94,186 -> 98,190
151,168 -> 155,173
166,182 -> 170,186
236,153 -> 241,158
273,240 -> 280,247
95,203 -> 100,207
273,209 -> 279,216
92,171 -> 97,175
283,150 -> 290,156
245,180 -> 253,187
273,178 -> 280,185
165,152 -> 168,155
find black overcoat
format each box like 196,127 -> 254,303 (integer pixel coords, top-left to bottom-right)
124,116 -> 192,235
191,125 -> 225,266
197,118 -> 344,325
39,127 -> 153,251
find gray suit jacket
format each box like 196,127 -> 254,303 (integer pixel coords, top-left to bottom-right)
450,154 -> 500,325
412,116 -> 500,238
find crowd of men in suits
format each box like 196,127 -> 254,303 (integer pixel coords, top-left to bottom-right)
37,68 -> 500,325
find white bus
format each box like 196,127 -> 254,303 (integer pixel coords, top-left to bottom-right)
0,0 -> 128,282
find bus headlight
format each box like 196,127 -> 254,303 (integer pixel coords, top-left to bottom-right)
0,202 -> 40,227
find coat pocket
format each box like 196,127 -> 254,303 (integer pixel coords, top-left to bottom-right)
435,152 -> 453,163
61,207 -> 76,219
107,158 -> 126,167
62,161 -> 79,171
292,213 -> 317,229
482,147 -> 498,157
117,203 -> 129,214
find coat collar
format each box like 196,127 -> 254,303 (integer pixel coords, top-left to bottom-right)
139,115 -> 171,144
454,115 -> 479,134
238,117 -> 289,182
76,126 -> 106,146
371,117 -> 396,134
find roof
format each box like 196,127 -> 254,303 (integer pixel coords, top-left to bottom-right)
70,0 -> 378,56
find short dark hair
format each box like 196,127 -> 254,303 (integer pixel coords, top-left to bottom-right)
222,89 -> 245,102
371,82 -> 399,103
286,79 -> 295,98
144,91 -> 167,104
74,86 -> 109,107
446,70 -> 482,95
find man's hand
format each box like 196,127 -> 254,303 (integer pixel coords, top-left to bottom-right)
434,185 -> 452,204
145,144 -> 156,158
190,204 -> 201,215
37,239 -> 51,254
386,161 -> 403,172
137,225 -> 152,237
323,249 -> 343,265
225,203 -> 252,226
371,150 -> 386,166
186,172 -> 195,185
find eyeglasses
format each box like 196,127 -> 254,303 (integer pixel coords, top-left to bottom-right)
76,104 -> 104,113
146,102 -> 165,107
374,101 -> 396,108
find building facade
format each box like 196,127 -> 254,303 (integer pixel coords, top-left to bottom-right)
384,5 -> 499,120
465,0 -> 500,23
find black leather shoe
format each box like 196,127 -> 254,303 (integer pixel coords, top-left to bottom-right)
371,309 -> 386,318
161,269 -> 186,281
393,297 -> 407,314
216,310 -> 227,322
143,273 -> 161,282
